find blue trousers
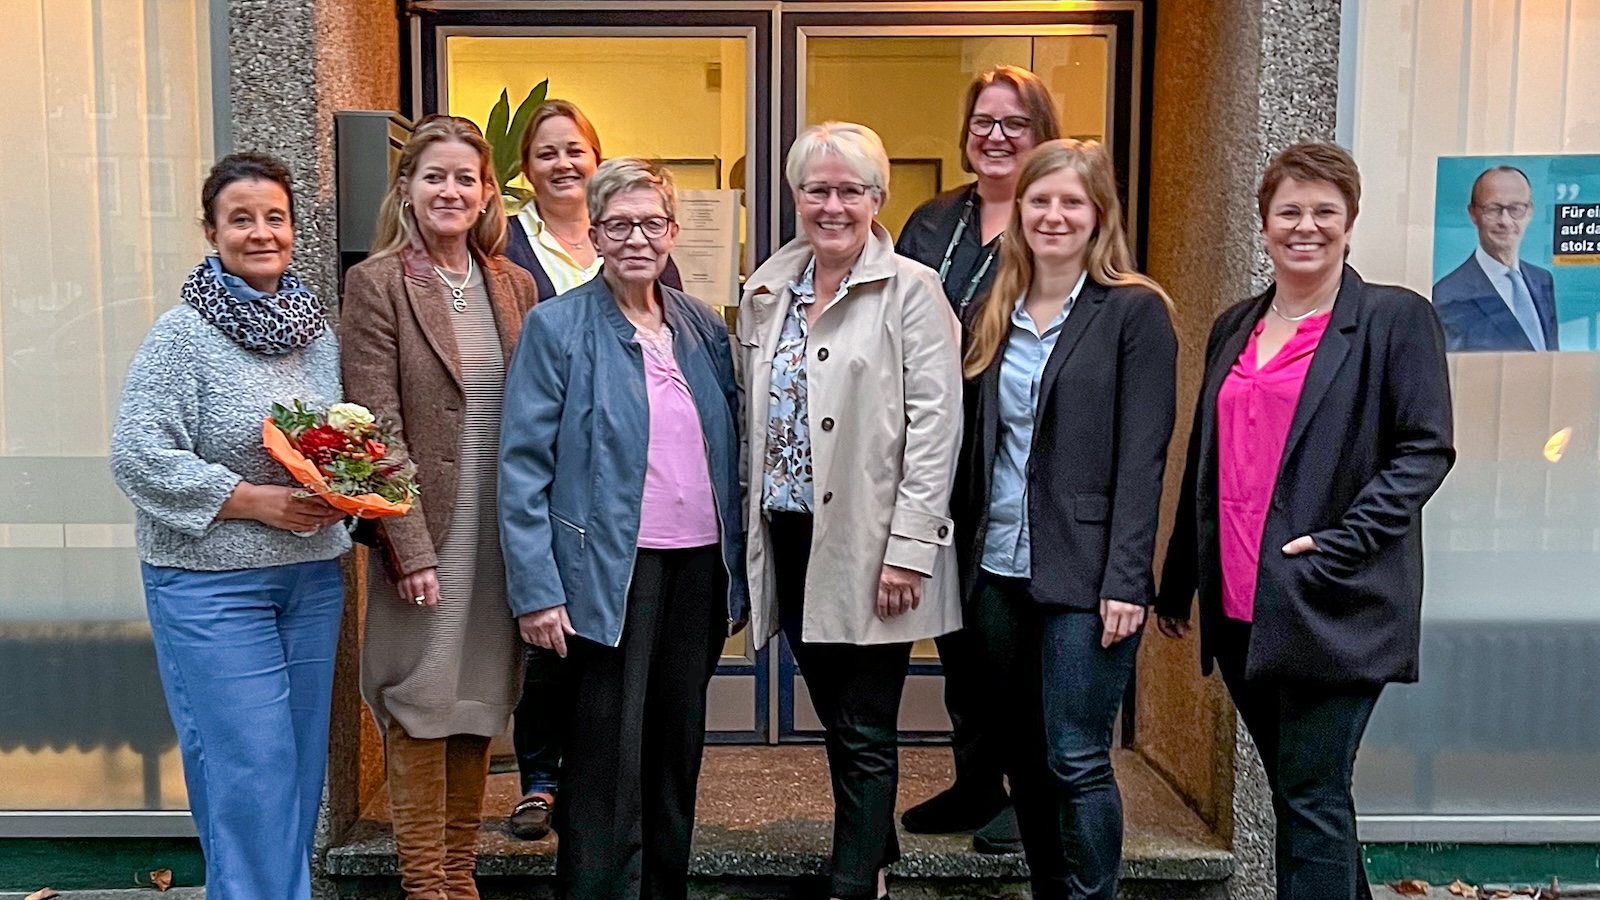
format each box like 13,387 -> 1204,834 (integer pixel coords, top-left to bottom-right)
968,574 -> 1140,900
142,559 -> 345,900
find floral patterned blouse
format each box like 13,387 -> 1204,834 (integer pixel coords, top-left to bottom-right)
761,257 -> 838,514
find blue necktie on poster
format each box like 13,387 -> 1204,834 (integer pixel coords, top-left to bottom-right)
1507,268 -> 1546,350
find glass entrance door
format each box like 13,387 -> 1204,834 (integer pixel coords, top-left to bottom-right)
422,11 -> 772,741
413,1 -> 1147,744
777,10 -> 1145,741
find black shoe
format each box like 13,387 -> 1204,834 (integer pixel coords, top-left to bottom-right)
971,805 -> 1023,854
509,793 -> 553,841
901,785 -> 1007,834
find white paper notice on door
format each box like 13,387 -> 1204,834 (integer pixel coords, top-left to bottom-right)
674,189 -> 742,307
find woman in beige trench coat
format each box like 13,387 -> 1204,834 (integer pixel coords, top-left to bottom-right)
737,121 -> 963,900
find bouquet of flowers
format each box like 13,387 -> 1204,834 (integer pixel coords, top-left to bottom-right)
262,401 -> 418,518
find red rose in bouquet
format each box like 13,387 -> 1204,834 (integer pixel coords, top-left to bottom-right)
298,425 -> 348,467
262,401 -> 418,519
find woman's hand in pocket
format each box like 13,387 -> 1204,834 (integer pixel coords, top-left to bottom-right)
1281,535 -> 1320,556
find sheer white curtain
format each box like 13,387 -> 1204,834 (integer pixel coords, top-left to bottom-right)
0,0 -> 212,619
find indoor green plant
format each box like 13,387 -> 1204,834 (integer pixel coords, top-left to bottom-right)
484,80 -> 549,214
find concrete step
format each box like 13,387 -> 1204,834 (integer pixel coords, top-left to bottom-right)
325,746 -> 1232,899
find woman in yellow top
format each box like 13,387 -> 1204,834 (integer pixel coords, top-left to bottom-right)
504,99 -> 683,301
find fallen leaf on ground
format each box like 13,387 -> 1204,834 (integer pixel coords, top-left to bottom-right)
1394,880 -> 1433,896
1449,880 -> 1477,896
151,868 -> 174,891
24,889 -> 59,900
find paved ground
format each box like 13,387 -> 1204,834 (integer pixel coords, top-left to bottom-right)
367,745 -> 1224,854
0,893 -> 205,900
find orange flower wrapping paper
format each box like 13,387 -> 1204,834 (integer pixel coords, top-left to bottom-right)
262,418 -> 414,519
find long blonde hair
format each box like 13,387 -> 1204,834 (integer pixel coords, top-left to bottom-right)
963,139 -> 1174,379
369,116 -> 507,261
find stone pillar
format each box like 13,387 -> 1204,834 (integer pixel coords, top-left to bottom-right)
1137,1 -> 1343,898
224,0 -> 400,314
222,2 -> 400,897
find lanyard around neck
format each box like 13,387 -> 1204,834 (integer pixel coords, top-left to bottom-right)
936,190 -> 1001,310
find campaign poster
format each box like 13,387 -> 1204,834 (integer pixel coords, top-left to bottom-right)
1432,154 -> 1600,352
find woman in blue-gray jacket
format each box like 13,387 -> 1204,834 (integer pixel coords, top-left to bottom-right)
498,156 -> 747,900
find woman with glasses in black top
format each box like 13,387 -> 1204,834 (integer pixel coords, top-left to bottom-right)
895,64 -> 1061,853
897,66 -> 1062,320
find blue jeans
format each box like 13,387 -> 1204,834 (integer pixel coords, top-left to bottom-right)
142,559 -> 345,900
968,574 -> 1140,900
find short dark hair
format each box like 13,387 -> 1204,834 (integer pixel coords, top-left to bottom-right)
1469,166 -> 1532,207
1257,141 -> 1361,225
201,152 -> 296,227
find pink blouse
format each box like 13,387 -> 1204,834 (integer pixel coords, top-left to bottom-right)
634,325 -> 721,550
1216,313 -> 1331,622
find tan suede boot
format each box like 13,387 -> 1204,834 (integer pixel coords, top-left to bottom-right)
443,734 -> 491,899
386,724 -> 449,900
441,733 -> 489,890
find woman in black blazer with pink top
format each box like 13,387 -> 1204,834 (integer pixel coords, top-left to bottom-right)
951,140 -> 1176,900
1157,143 -> 1454,900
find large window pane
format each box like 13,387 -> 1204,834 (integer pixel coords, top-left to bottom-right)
1345,0 -> 1600,817
444,32 -> 757,687
445,34 -> 752,287
0,0 -> 213,811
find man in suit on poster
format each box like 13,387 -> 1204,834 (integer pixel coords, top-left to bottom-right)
1432,166 -> 1559,351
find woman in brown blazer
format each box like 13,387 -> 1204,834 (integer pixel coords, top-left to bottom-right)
340,115 -> 538,900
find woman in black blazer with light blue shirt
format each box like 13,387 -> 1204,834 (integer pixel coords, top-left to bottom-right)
1156,142 -> 1455,900
951,139 -> 1177,900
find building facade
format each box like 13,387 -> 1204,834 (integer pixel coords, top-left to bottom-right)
2,0 -> 1595,891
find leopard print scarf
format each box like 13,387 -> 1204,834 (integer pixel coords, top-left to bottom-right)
182,259 -> 327,355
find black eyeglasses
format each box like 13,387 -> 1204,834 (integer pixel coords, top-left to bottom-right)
596,216 -> 673,240
968,115 -> 1033,139
1473,202 -> 1533,221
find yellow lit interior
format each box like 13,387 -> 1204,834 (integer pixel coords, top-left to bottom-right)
0,745 -> 187,810
806,35 -> 1109,235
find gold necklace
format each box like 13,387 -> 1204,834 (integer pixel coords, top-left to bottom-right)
545,221 -> 589,248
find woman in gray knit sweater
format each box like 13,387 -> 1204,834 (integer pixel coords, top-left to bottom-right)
110,153 -> 349,900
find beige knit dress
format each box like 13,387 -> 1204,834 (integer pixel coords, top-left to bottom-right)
362,267 -> 523,739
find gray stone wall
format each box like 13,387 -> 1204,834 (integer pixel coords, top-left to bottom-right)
1142,0 -> 1345,898
225,0 -> 398,316
225,0 -> 336,308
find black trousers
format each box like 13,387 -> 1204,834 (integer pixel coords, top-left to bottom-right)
932,624 -> 1007,806
1212,616 -> 1380,900
513,643 -> 568,796
967,574 -> 1139,900
554,546 -> 727,900
770,511 -> 911,900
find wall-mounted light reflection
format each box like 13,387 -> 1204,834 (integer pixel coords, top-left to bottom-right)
1544,427 -> 1572,463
